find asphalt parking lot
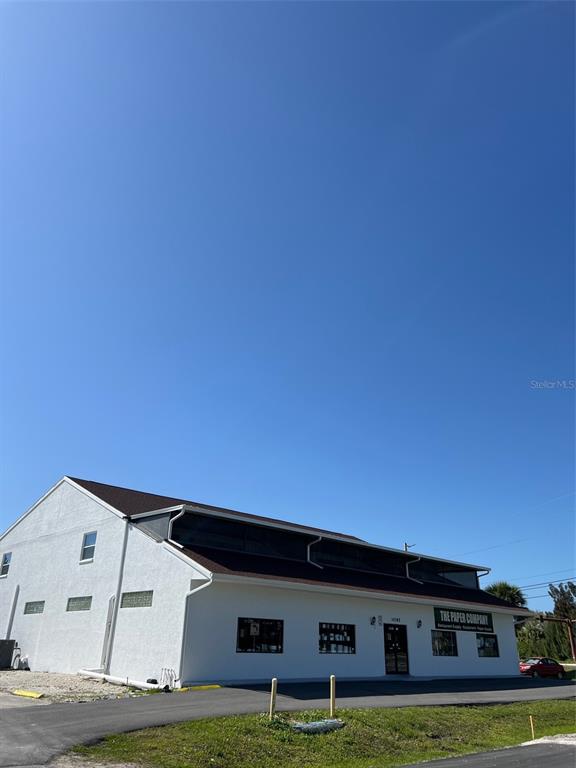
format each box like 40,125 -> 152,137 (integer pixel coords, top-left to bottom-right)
0,677 -> 574,767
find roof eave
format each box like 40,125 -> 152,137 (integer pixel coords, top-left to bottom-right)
211,572 -> 531,614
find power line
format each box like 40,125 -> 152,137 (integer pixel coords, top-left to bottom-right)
519,577 -> 576,591
456,492 -> 575,557
459,537 -> 533,556
510,568 -> 575,580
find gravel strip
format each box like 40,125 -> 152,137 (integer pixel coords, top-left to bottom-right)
522,733 -> 576,747
51,757 -> 139,768
0,671 -> 138,703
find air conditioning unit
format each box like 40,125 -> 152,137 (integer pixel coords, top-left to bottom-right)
0,639 -> 17,670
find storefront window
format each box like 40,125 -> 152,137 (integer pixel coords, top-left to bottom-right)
431,629 -> 458,656
477,633 -> 499,657
319,623 -> 356,654
236,617 -> 284,653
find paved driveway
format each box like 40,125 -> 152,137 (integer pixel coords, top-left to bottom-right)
405,742 -> 576,767
0,677 -> 574,767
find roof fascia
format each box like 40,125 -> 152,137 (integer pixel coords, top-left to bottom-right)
163,542 -> 213,579
0,477 -> 69,541
179,505 -> 489,572
118,520 -> 213,579
212,573 -> 529,615
64,477 -> 126,519
130,506 -> 185,519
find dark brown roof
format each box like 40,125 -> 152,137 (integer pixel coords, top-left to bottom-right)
179,545 -> 524,612
67,477 -> 363,541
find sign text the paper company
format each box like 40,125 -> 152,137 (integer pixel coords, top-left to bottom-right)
434,607 -> 493,632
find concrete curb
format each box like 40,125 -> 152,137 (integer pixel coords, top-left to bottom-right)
11,690 -> 44,699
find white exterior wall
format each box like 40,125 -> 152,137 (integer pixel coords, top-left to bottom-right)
1,479 -> 520,685
0,481 -> 125,673
0,481 -> 202,681
109,531 -> 205,682
181,581 -> 519,683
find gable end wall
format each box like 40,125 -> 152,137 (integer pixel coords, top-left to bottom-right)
0,481 -> 203,679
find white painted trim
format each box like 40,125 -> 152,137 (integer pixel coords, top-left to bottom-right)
167,508 -> 186,540
307,536 -> 324,569
179,505 -> 489,572
178,575 -> 213,684
405,556 -> 424,584
162,542 -> 213,579
129,506 -> 185,519
119,512 -> 212,578
103,518 -> 130,674
163,509 -> 217,574
211,573 -> 531,615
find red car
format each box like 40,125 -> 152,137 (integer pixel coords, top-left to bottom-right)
519,657 -> 565,679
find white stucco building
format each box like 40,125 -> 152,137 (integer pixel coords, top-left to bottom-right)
0,477 -> 528,684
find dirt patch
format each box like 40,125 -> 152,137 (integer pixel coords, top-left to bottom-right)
0,671 -> 137,703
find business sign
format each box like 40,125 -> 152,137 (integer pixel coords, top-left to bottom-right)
434,607 -> 493,633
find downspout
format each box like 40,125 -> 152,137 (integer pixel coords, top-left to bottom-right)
5,584 -> 20,640
167,507 -> 186,542
307,536 -> 324,569
405,556 -> 423,584
168,505 -> 216,684
104,517 -> 130,674
178,575 -> 213,686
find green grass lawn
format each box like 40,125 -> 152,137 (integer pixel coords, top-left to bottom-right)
76,699 -> 576,768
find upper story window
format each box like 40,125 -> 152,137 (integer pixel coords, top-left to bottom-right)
313,540 -> 406,576
173,514 -> 309,562
80,532 -> 97,562
0,552 -> 12,577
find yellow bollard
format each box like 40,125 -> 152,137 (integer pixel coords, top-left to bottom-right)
329,674 -> 336,718
269,677 -> 278,721
529,715 -> 535,740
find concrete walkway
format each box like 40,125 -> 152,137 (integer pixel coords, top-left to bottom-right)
0,677 -> 574,767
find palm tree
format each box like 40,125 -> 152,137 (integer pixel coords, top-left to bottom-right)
485,581 -> 527,608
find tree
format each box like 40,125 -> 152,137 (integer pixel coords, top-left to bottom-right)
548,581 -> 576,619
485,581 -> 527,608
546,581 -> 576,660
517,620 -> 546,659
518,582 -> 576,661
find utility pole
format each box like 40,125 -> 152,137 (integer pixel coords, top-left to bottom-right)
537,614 -> 576,662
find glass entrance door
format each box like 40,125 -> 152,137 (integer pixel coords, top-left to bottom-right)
384,624 -> 409,674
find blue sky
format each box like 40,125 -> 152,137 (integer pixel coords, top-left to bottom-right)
0,1 -> 573,612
